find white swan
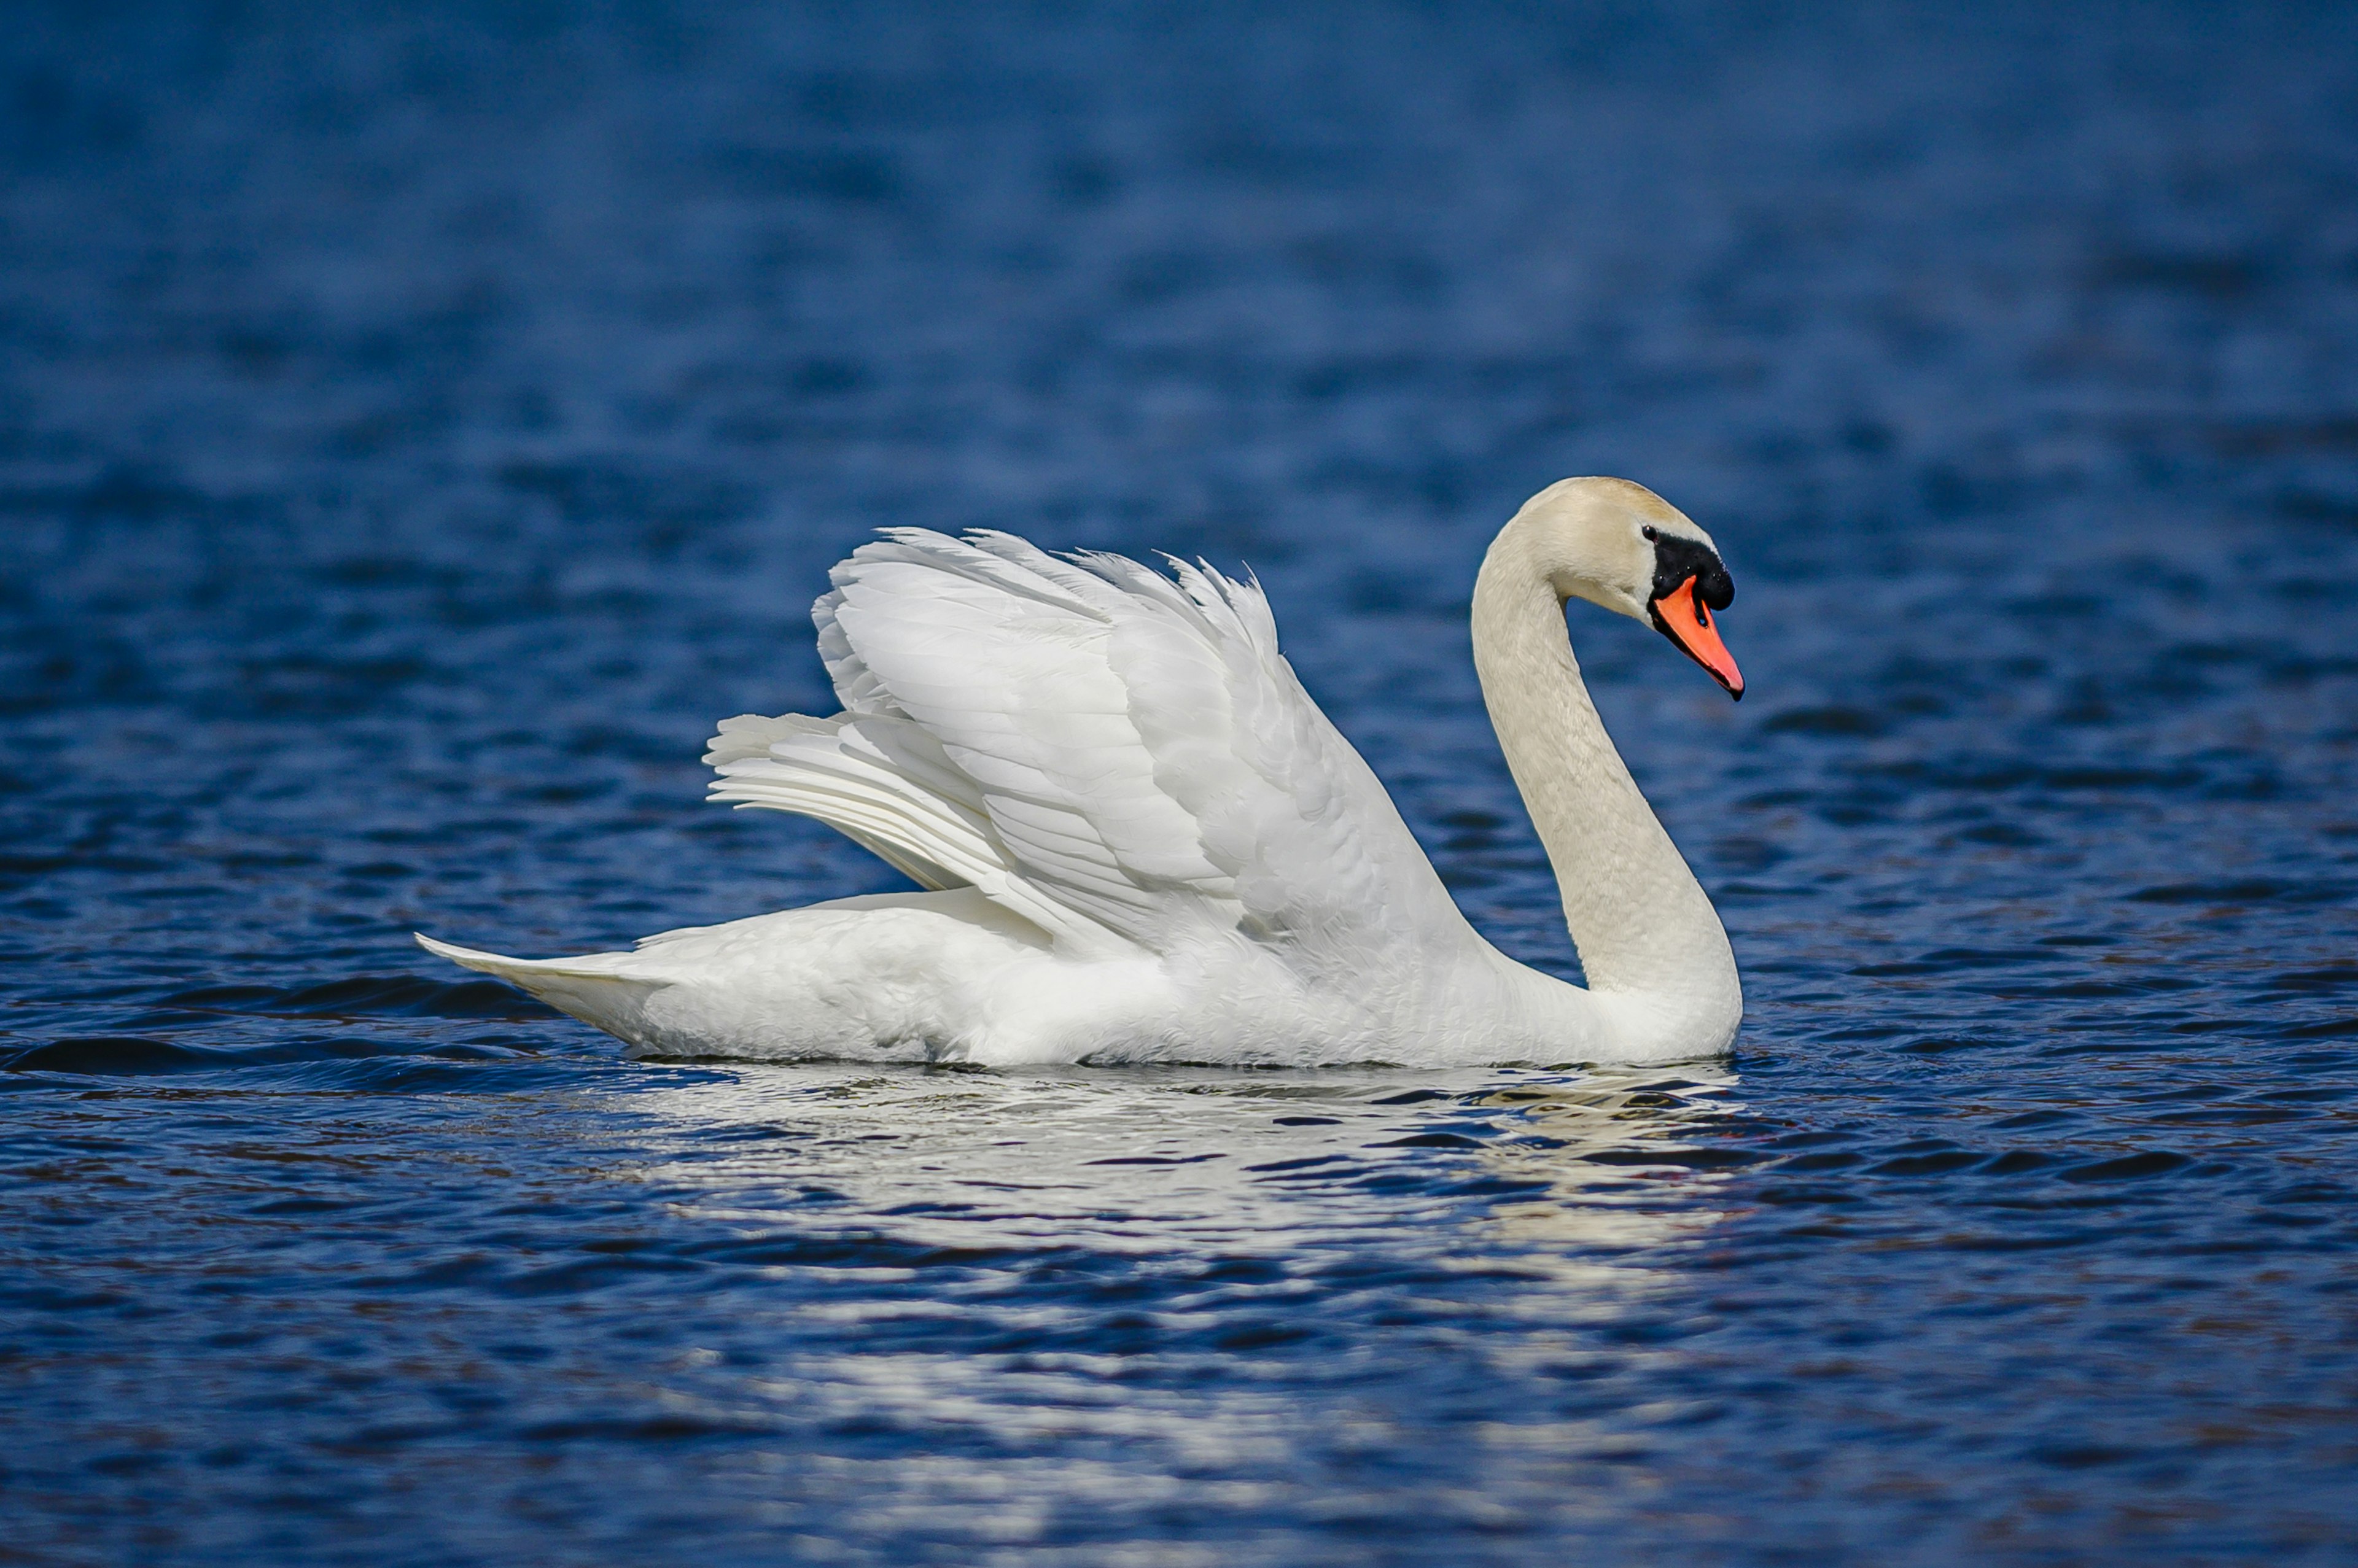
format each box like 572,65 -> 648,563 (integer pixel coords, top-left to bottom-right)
420,476 -> 1748,1067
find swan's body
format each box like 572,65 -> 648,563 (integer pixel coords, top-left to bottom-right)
422,478 -> 1748,1066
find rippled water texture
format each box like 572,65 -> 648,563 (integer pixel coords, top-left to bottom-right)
5,4 -> 2357,1563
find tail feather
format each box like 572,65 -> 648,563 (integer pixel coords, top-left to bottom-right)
414,932 -> 648,980
415,933 -> 667,1046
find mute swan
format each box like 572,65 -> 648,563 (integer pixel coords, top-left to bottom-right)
420,476 -> 1746,1066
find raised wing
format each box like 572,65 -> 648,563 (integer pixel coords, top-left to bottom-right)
713,529 -> 1469,969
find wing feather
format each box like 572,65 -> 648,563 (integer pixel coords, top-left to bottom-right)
718,529 -> 1466,968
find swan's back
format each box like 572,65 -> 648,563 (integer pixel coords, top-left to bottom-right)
710,530 -> 1470,979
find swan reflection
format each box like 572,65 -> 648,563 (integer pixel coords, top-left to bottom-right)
630,1062 -> 1745,1280
1464,1068 -> 1745,1295
602,1062 -> 1749,1487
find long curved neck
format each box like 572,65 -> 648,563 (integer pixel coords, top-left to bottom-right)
1470,517 -> 1740,1033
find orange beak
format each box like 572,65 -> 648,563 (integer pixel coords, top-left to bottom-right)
1649,575 -> 1744,699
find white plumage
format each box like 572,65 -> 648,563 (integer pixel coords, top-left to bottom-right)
421,480 -> 1749,1066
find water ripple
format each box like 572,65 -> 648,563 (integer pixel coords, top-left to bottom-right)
4,4 -> 2358,1564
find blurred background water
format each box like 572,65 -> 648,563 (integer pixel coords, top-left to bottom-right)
3,2 -> 2356,1563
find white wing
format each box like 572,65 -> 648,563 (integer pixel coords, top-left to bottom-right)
710,529 -> 1469,970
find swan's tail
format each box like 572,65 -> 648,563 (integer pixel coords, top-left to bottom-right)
415,933 -> 666,1047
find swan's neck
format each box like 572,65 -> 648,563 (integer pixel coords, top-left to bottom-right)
1471,519 -> 1740,1044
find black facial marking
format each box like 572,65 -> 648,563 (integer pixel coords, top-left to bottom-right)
1649,533 -> 1734,611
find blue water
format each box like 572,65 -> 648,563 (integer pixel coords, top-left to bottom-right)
6,4 -> 2357,1562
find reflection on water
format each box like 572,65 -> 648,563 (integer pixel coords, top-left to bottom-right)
640,1063 -> 1745,1266
609,1063 -> 1759,1545
1473,1073 -> 1743,1260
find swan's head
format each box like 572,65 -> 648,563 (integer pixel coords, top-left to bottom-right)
1513,476 -> 1744,699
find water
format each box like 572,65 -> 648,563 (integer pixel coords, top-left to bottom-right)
4,3 -> 2357,1562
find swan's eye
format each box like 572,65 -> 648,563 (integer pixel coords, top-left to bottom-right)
1641,526 -> 1657,541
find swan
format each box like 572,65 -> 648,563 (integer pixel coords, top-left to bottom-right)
419,476 -> 1747,1067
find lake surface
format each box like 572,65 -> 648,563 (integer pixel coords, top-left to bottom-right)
4,4 -> 2356,1563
